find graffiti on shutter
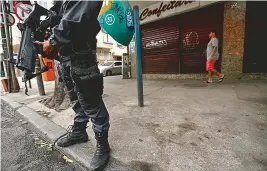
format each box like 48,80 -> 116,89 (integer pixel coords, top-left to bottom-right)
182,31 -> 199,54
144,40 -> 168,49
180,3 -> 224,73
141,16 -> 180,74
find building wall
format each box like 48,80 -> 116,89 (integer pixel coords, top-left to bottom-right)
96,49 -> 112,62
96,29 -> 127,63
221,1 -> 246,79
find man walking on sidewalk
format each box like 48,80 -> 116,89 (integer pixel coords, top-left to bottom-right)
205,30 -> 225,83
36,1 -> 110,170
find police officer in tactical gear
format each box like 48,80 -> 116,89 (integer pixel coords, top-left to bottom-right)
36,1 -> 110,170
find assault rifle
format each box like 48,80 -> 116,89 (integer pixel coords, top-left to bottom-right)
16,2 -> 58,95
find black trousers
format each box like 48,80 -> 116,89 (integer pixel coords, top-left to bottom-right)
59,54 -> 110,134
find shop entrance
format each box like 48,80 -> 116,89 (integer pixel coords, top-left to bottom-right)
141,3 -> 224,74
243,1 -> 267,73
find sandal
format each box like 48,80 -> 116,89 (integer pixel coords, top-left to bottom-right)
218,75 -> 225,83
204,80 -> 212,83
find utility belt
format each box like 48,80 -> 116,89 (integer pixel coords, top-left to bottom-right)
59,41 -> 97,68
59,40 -> 97,58
58,40 -> 102,97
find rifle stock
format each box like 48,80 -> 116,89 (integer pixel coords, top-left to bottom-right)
17,24 -> 36,73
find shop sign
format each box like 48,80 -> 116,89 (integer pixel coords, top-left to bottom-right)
140,0 -> 199,24
139,0 -> 221,24
144,40 -> 167,49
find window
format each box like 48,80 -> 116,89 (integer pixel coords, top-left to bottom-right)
99,50 -> 104,56
114,62 -> 122,66
102,29 -> 113,44
43,2 -> 48,8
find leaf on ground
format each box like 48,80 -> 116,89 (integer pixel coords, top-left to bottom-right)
63,155 -> 73,163
34,138 -> 47,146
46,144 -> 53,151
21,121 -> 28,125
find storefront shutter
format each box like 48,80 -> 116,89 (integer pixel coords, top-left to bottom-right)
180,3 -> 224,73
141,17 -> 180,74
243,1 -> 267,73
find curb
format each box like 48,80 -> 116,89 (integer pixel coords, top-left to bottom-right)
1,96 -> 137,171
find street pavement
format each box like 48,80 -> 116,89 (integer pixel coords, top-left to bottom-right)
1,102 -> 84,171
1,76 -> 267,171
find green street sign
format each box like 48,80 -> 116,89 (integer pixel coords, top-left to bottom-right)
98,0 -> 134,46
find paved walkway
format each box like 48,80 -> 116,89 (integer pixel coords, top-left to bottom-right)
1,76 -> 267,171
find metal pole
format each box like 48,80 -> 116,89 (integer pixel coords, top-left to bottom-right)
2,2 -> 12,64
0,2 -> 11,92
35,56 -> 45,95
122,51 -> 124,79
8,25 -> 18,92
2,1 -> 18,92
127,45 -> 131,79
9,25 -> 12,45
133,6 -> 144,107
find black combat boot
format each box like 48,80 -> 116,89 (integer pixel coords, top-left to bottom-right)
89,132 -> 110,171
57,122 -> 88,147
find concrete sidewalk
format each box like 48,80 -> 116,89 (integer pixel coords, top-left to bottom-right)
1,76 -> 267,171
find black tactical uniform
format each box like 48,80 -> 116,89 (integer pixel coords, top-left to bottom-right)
49,1 -> 110,170
49,1 -> 78,102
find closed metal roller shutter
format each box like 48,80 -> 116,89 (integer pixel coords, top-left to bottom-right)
243,1 -> 267,73
180,3 -> 224,73
141,17 -> 180,74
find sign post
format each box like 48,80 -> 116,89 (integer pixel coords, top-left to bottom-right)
133,6 -> 144,107
13,0 -> 31,8
98,0 -> 134,46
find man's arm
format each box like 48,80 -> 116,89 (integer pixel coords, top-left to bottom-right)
208,46 -> 217,60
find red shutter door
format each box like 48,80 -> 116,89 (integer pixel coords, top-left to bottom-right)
180,3 -> 224,73
141,17 -> 180,74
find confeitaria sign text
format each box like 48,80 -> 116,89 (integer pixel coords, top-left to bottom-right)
139,0 -> 218,24
140,1 -> 196,20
